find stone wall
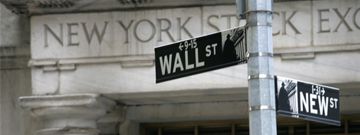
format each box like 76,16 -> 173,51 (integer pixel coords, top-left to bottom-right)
0,3 -> 33,135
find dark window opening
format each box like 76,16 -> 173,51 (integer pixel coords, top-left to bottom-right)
141,118 -> 360,135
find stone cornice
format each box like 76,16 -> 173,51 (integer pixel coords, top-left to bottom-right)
19,93 -> 116,111
28,54 -> 155,71
2,0 -> 235,15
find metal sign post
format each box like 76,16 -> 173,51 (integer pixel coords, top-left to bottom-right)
245,0 -> 277,135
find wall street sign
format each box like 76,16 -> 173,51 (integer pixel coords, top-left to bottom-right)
275,76 -> 340,126
155,27 -> 247,83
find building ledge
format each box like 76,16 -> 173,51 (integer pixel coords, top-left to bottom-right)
19,93 -> 115,109
1,0 -> 236,15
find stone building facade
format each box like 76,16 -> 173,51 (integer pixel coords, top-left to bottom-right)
1,0 -> 360,135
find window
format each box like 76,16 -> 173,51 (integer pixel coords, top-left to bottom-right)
349,120 -> 360,134
141,118 -> 360,135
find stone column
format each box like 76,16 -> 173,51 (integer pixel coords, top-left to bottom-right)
18,94 -> 116,135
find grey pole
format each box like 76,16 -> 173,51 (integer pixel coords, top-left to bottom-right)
242,0 -> 277,135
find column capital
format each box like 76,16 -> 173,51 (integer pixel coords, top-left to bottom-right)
19,93 -> 115,111
18,93 -> 116,135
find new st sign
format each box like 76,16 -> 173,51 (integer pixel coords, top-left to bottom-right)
275,76 -> 340,126
155,27 -> 247,83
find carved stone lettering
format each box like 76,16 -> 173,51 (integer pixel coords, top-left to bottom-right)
32,1 -> 360,59
177,17 -> 193,40
44,24 -> 63,47
81,21 -> 109,45
118,20 -> 134,44
318,9 -> 331,33
207,15 -> 220,32
67,23 -> 79,46
221,14 -> 238,29
333,8 -> 352,32
134,19 -> 156,43
354,8 -> 360,30
282,11 -> 301,35
157,18 -> 175,42
273,12 -> 280,36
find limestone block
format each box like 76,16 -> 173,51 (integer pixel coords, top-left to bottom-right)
313,0 -> 360,46
31,7 -> 202,59
273,1 -> 312,48
19,94 -> 117,135
31,68 -> 59,95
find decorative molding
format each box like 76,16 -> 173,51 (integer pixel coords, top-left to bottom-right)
0,46 -> 30,69
36,127 -> 99,135
274,44 -> 360,60
28,54 -> 155,70
280,52 -> 315,60
19,93 -> 115,110
18,93 -> 118,135
32,0 -> 78,8
0,0 -> 29,14
42,63 -> 76,72
274,44 -> 360,54
27,44 -> 359,69
117,0 -> 154,5
2,0 -> 255,15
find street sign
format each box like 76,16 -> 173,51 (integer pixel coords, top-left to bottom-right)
275,76 -> 340,126
155,27 -> 247,83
